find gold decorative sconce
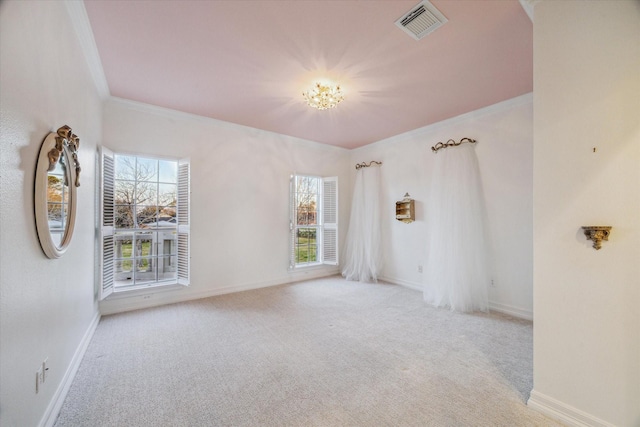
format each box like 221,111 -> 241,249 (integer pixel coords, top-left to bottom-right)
396,193 -> 415,223
582,226 -> 612,250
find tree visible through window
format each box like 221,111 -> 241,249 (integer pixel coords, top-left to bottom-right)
290,174 -> 338,268
294,175 -> 320,264
112,155 -> 180,288
99,147 -> 190,301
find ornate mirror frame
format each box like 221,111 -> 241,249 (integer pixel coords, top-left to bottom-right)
34,125 -> 81,259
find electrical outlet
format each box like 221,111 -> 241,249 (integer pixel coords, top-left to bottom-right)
417,265 -> 423,273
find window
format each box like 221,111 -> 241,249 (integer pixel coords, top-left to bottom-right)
290,174 -> 338,268
99,148 -> 189,299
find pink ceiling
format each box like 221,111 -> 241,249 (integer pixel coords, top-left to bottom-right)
84,0 -> 532,149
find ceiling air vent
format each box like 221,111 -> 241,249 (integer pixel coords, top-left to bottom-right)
395,0 -> 448,41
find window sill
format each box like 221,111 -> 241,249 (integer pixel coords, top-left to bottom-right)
106,281 -> 187,300
289,263 -> 339,273
292,262 -> 323,269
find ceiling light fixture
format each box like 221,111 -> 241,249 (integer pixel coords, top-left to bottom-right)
303,83 -> 344,110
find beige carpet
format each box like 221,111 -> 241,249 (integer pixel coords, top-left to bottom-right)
55,276 -> 561,426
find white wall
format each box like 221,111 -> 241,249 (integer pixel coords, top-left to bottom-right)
530,1 -> 640,426
14,3 -> 635,427
0,2 -> 102,426
99,98 -> 351,314
351,95 -> 534,318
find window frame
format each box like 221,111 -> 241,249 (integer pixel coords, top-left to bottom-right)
289,174 -> 338,269
99,148 -> 190,300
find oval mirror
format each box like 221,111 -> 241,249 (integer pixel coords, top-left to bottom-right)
35,126 -> 80,259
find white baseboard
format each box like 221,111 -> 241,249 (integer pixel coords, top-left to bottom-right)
101,272 -> 534,322
379,275 -> 533,321
378,275 -> 422,291
99,268 -> 340,315
528,390 -> 614,427
488,301 -> 533,321
39,311 -> 101,427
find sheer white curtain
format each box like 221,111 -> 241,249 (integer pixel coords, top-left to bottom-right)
342,165 -> 382,282
424,143 -> 490,312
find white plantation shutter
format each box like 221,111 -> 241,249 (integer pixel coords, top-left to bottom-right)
289,175 -> 296,269
177,159 -> 190,285
99,147 -> 115,300
322,177 -> 338,265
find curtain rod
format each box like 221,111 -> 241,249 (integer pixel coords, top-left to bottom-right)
431,137 -> 476,153
355,161 -> 382,170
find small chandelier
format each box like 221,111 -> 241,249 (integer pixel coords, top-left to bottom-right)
303,82 -> 344,110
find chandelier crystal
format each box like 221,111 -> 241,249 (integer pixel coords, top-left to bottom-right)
303,83 -> 344,110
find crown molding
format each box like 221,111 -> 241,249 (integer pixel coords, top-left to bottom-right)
518,0 -> 542,22
355,92 -> 533,150
64,0 -> 110,99
106,96 -> 349,151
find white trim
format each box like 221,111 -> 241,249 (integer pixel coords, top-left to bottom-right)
106,97 -> 349,151
379,276 -> 533,320
528,390 -> 615,427
518,0 -> 541,23
64,0 -> 110,98
39,311 -> 101,427
379,275 -> 422,291
489,301 -> 533,321
109,282 -> 186,299
353,93 -> 533,152
99,268 -> 340,315
106,93 -> 531,154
